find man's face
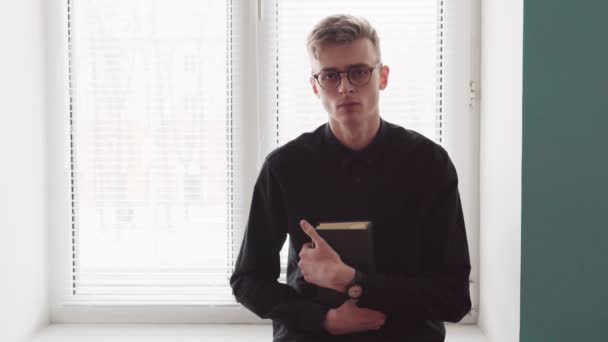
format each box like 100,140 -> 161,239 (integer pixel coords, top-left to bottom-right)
309,38 -> 389,127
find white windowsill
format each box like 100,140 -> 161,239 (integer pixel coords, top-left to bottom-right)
31,323 -> 489,342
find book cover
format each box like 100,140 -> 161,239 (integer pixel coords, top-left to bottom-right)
311,221 -> 374,307
315,221 -> 375,273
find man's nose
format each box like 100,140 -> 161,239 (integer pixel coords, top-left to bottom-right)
337,73 -> 356,93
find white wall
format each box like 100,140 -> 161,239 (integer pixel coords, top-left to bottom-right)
478,0 -> 522,341
0,0 -> 49,341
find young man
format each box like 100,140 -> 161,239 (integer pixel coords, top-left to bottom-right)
230,15 -> 471,341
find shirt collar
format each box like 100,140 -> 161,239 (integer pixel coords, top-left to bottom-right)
321,117 -> 388,164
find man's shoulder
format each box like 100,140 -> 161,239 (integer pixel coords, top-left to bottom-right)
265,124 -> 324,166
384,120 -> 448,161
384,120 -> 456,184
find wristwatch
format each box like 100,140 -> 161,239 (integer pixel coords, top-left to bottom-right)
345,270 -> 364,299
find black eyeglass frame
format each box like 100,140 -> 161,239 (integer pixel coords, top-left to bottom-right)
312,62 -> 383,89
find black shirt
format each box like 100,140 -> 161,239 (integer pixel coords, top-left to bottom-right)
230,119 -> 472,341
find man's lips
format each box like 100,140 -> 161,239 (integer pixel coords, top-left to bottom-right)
338,102 -> 360,108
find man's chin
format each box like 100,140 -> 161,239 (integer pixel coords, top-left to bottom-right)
330,111 -> 372,125
332,110 -> 360,120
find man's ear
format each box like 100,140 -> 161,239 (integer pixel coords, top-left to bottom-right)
379,65 -> 390,90
310,77 -> 320,97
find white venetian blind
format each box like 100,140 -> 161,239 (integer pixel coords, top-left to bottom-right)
68,0 -> 236,304
67,0 -> 447,306
260,0 -> 444,148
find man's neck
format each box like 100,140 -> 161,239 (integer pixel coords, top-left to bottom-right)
328,116 -> 381,151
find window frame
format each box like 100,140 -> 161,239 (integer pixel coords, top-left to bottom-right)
47,0 -> 480,324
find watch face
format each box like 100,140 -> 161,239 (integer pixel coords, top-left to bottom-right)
348,285 -> 363,299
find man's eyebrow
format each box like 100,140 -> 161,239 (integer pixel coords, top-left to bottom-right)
319,63 -> 370,72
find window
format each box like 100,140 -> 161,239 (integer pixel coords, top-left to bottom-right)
49,0 -> 479,323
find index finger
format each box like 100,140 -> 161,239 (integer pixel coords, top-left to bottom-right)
300,219 -> 323,247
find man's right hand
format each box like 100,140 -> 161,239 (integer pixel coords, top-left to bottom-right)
323,299 -> 386,335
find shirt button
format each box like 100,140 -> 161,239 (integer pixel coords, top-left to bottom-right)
355,177 -> 362,183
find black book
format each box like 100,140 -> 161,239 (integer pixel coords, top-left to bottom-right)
311,221 -> 374,307
316,221 -> 375,273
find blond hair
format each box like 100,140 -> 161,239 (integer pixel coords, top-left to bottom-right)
306,14 -> 381,61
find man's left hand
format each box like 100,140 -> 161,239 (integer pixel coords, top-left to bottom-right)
298,219 -> 355,292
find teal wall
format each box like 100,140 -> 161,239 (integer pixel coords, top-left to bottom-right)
521,0 -> 608,340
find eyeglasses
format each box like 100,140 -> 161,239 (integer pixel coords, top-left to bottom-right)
312,62 -> 382,90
